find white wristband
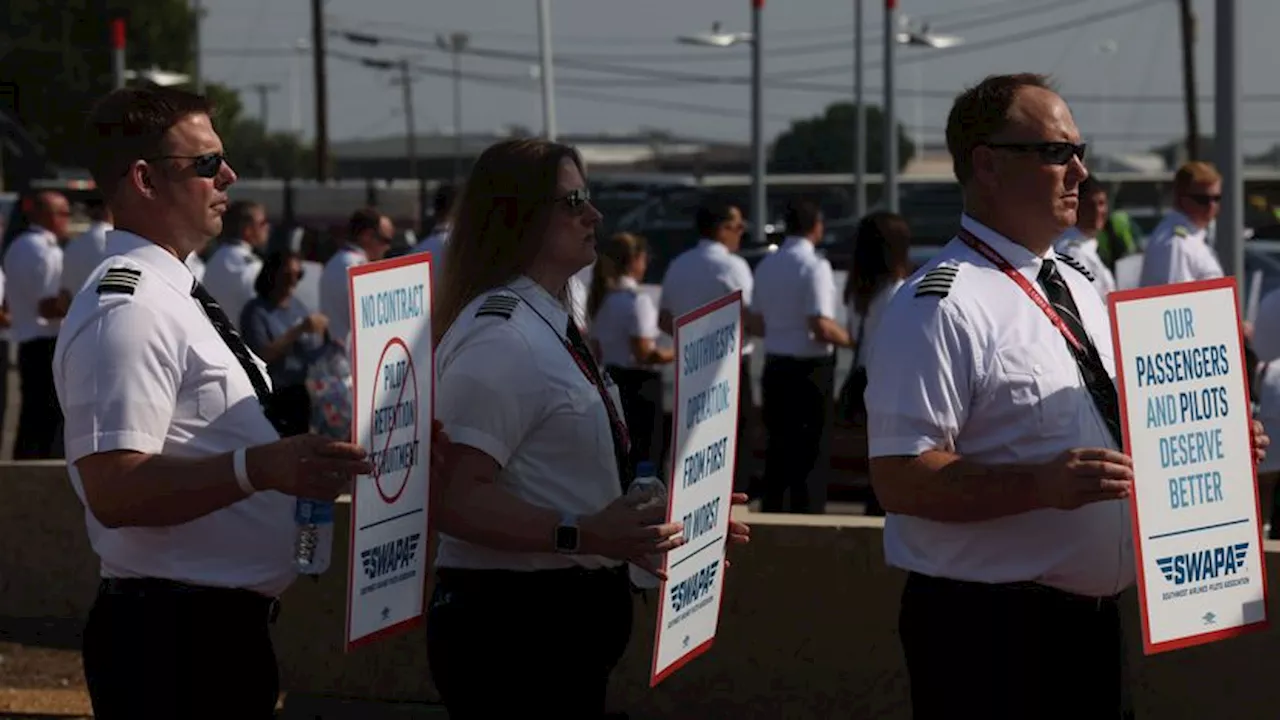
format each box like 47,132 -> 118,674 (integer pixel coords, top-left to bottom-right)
233,448 -> 256,494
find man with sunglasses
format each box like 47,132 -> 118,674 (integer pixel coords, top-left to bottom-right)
1138,161 -> 1225,288
54,86 -> 376,719
866,73 -> 1269,719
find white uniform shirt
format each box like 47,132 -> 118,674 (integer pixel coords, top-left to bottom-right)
412,226 -> 449,293
435,276 -> 626,572
185,251 -> 206,283
61,221 -> 114,294
593,276 -> 661,369
753,236 -> 839,358
1055,228 -> 1117,299
846,278 -> 905,370
659,239 -> 755,354
1138,210 -> 1223,287
1255,360 -> 1280,475
320,245 -> 367,346
52,230 -> 293,597
865,214 -> 1133,598
3,225 -> 63,343
201,241 -> 262,330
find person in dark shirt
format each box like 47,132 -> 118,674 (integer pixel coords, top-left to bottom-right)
240,249 -> 329,436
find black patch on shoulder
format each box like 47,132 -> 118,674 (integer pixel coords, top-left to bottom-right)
475,293 -> 519,319
1055,253 -> 1095,282
96,267 -> 141,296
914,266 -> 958,298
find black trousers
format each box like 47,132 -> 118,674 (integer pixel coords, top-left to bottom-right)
736,355 -> 757,494
14,337 -> 63,459
607,365 -> 663,472
760,353 -> 835,513
82,578 -> 280,720
899,572 -> 1131,720
427,566 -> 633,719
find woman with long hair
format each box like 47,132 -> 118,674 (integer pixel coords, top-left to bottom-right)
839,211 -> 911,512
429,138 -> 750,717
586,232 -> 673,472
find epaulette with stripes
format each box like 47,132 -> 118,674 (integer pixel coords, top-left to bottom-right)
1055,253 -> 1095,282
96,266 -> 142,296
914,265 -> 959,299
475,293 -> 519,319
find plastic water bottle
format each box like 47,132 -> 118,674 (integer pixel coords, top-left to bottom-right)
294,498 -> 334,575
627,461 -> 668,589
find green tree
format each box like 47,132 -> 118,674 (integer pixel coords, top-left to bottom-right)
769,101 -> 914,174
0,0 -> 311,183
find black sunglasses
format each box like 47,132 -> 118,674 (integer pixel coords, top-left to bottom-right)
983,141 -> 1087,166
554,188 -> 593,215
146,152 -> 228,178
1187,193 -> 1223,206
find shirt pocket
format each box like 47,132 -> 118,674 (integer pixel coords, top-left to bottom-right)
995,349 -> 1077,436
562,381 -> 613,474
187,341 -> 233,422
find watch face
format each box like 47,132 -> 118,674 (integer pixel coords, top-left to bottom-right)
555,523 -> 579,552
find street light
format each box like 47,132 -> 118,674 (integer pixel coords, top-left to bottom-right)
437,32 -> 470,182
677,6 -> 767,250
125,68 -> 193,87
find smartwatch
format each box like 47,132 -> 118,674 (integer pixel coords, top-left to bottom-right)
554,513 -> 581,553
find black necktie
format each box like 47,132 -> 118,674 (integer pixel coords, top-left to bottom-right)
565,319 -> 634,491
1037,260 -> 1124,448
190,281 -> 273,412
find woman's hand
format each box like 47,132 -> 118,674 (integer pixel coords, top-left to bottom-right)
302,312 -> 330,335
725,492 -> 751,569
580,488 -> 685,578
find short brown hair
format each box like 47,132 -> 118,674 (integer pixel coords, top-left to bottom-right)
945,73 -> 1057,184
1174,161 -> 1222,194
223,200 -> 264,240
433,138 -> 586,342
348,207 -> 383,239
84,86 -> 215,198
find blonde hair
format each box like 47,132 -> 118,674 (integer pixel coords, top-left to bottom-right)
1174,161 -> 1222,194
587,232 -> 648,320
433,138 -> 586,343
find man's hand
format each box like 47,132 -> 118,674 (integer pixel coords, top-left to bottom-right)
1035,448 -> 1133,510
431,420 -> 451,481
724,492 -> 751,569
1252,419 -> 1270,466
581,488 -> 685,578
0,307 -> 9,329
302,312 -> 329,335
245,434 -> 373,500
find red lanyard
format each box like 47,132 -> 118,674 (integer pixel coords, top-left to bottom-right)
561,326 -> 632,456
956,228 -> 1085,354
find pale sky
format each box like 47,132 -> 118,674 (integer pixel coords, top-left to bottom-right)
199,0 -> 1280,156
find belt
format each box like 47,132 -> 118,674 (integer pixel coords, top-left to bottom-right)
908,572 -> 1119,612
98,577 -> 281,625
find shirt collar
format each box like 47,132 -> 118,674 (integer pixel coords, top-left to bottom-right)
697,238 -> 730,256
25,225 -> 55,244
344,244 -> 369,260
105,230 -> 197,294
617,275 -> 639,291
782,236 -> 814,253
960,214 -> 1053,281
508,275 -> 571,338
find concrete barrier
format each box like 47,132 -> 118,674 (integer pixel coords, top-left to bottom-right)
4,462 -> 1280,719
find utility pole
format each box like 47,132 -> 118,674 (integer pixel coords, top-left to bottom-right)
853,0 -> 866,220
1178,0 -> 1200,161
397,59 -> 418,189
192,0 -> 204,94
248,83 -> 280,131
1215,0 -> 1242,287
437,32 -> 470,182
882,0 -> 898,212
537,0 -> 558,141
311,0 -> 329,181
750,0 -> 765,249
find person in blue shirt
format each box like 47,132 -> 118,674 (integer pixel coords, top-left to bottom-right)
240,249 -> 330,437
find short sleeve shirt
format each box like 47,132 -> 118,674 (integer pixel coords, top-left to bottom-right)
660,240 -> 755,355
320,246 -> 367,346
240,296 -> 323,388
53,230 -> 294,596
3,226 -> 63,343
865,214 -> 1134,598
201,241 -> 262,331
1138,210 -> 1223,287
434,276 -> 626,572
592,276 -> 661,369
753,236 -> 839,358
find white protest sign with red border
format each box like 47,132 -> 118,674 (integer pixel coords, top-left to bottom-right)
345,252 -> 434,650
650,291 -> 742,685
1110,277 -> 1268,654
